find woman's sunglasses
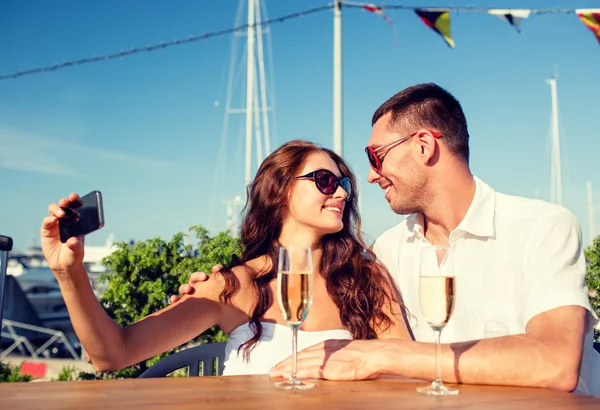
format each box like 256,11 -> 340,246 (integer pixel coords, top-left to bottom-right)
296,169 -> 352,202
365,130 -> 442,173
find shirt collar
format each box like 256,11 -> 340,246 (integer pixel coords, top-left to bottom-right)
454,176 -> 496,238
406,213 -> 425,238
406,176 -> 496,239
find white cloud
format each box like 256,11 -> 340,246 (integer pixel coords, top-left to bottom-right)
0,127 -> 179,177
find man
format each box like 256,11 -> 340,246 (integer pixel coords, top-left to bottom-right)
175,83 -> 598,395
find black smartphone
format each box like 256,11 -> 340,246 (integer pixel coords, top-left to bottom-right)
58,190 -> 105,243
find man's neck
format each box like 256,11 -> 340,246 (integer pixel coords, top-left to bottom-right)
423,167 -> 476,244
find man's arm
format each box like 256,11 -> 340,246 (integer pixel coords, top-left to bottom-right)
270,305 -> 586,391
271,211 -> 591,391
377,305 -> 586,390
375,209 -> 589,391
169,265 -> 222,304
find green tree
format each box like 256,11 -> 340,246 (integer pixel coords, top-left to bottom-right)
584,236 -> 600,341
83,225 -> 241,379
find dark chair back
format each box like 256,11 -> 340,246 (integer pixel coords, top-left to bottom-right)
0,236 -> 14,342
138,342 -> 227,378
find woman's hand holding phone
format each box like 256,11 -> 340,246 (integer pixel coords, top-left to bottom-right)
41,193 -> 86,275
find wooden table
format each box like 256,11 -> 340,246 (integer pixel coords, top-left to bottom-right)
1,375 -> 599,409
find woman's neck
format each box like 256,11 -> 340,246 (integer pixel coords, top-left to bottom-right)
278,220 -> 323,249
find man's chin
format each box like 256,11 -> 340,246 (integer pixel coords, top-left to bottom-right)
389,203 -> 416,216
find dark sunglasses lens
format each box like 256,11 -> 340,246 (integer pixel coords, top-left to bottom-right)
340,177 -> 352,201
366,148 -> 379,171
315,170 -> 338,194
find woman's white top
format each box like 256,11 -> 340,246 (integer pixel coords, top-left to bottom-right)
222,321 -> 352,375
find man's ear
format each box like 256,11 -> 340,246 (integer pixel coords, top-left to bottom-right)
415,129 -> 439,165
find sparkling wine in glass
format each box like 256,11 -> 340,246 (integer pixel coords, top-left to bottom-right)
275,246 -> 314,390
417,244 -> 459,396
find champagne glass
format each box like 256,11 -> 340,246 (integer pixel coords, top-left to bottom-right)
417,244 -> 459,395
275,246 -> 315,390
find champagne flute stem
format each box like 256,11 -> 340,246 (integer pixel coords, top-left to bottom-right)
291,325 -> 299,382
435,329 -> 442,385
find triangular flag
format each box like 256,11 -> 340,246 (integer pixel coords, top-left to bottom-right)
576,9 -> 600,45
362,4 -> 394,26
415,9 -> 454,48
488,9 -> 531,32
362,4 -> 398,46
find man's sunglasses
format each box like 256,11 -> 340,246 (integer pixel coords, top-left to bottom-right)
365,130 -> 442,173
296,169 -> 352,202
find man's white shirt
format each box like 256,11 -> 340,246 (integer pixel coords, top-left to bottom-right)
372,176 -> 599,396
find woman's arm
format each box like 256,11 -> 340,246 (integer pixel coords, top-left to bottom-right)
56,263 -> 228,371
42,193 -> 237,372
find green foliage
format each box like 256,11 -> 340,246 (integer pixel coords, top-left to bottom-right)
53,366 -> 76,382
76,366 -> 143,380
0,362 -> 33,383
584,236 -> 600,341
76,371 -> 101,381
87,225 -> 241,378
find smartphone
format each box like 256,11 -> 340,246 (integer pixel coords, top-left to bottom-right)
59,190 -> 105,243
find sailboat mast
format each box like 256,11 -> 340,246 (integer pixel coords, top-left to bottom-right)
588,180 -> 596,245
546,76 -> 562,206
333,0 -> 343,155
245,0 -> 256,186
218,0 -> 274,236
255,0 -> 271,156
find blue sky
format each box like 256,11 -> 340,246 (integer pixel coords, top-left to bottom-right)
1,0 -> 599,252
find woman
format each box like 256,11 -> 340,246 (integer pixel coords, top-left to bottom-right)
40,140 -> 410,375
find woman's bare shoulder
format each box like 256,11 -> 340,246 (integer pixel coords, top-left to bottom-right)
221,255 -> 271,283
209,255 -> 272,306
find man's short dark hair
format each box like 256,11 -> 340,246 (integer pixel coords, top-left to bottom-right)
372,83 -> 470,163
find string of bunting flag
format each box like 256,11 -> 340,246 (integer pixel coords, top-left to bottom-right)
1,3 -> 598,80
0,4 -> 333,81
347,2 -> 600,49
